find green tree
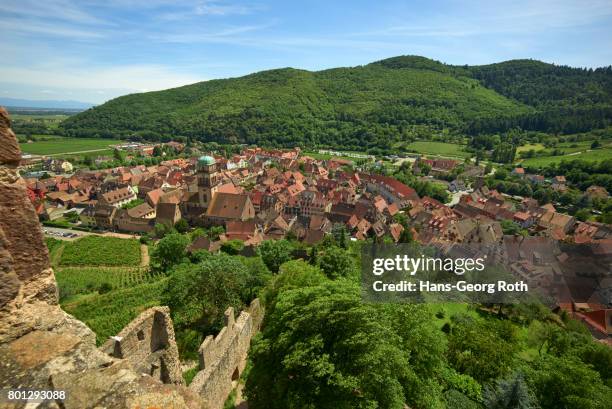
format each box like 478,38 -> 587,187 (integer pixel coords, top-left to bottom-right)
174,218 -> 189,233
245,280 -> 446,409
263,259 -> 327,314
163,254 -> 250,357
113,148 -> 126,163
221,239 -> 244,255
574,208 -> 590,221
258,239 -> 293,273
207,226 -> 225,240
332,223 -> 349,248
447,315 -> 519,383
525,355 -> 611,409
317,245 -> 355,279
484,371 -> 538,409
151,233 -> 190,271
153,222 -> 173,239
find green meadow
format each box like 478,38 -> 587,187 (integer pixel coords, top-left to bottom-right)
403,141 -> 471,158
520,147 -> 612,167
19,137 -> 117,155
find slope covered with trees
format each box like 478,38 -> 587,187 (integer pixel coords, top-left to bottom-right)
60,56 -> 612,150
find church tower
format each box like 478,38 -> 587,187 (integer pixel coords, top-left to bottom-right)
197,155 -> 220,208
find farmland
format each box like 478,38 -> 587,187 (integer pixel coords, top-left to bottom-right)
520,147 -> 612,167
45,237 -> 64,254
62,279 -> 168,345
55,266 -> 163,300
59,236 -> 142,267
516,143 -> 545,153
45,235 -> 163,344
402,141 -> 471,158
19,137 -> 117,156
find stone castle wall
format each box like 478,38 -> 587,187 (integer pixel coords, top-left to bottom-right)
189,299 -> 263,409
101,306 -> 183,385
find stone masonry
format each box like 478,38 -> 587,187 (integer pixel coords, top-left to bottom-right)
101,306 -> 183,385
189,299 -> 263,409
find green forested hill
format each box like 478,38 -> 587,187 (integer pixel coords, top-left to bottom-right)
61,56 -> 612,150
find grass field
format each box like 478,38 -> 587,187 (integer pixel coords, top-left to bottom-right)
516,143 -> 545,153
59,236 -> 142,267
11,114 -> 70,121
45,236 -> 164,344
428,303 -> 480,329
20,137 -> 116,155
62,279 -> 167,345
403,141 -> 470,158
55,266 -> 163,300
521,147 -> 612,167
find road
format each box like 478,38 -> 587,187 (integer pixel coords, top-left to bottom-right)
447,189 -> 472,206
43,226 -> 140,240
43,226 -> 90,240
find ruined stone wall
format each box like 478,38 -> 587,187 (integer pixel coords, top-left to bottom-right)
189,299 -> 263,409
101,306 -> 183,385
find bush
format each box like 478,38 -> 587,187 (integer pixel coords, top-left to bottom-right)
98,282 -> 113,294
258,240 -> 293,273
221,239 -> 244,255
317,245 -> 355,279
151,233 -> 190,271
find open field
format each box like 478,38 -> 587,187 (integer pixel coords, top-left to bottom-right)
19,137 -> 116,155
46,235 -> 163,345
62,279 -> 167,345
59,236 -> 142,267
55,266 -> 163,299
428,303 -> 480,329
11,114 -> 70,121
516,143 -> 545,153
520,147 -> 612,167
402,141 -> 470,158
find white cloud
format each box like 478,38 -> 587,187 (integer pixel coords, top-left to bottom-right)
359,0 -> 612,39
0,0 -> 111,25
0,18 -> 106,39
157,1 -> 261,20
195,1 -> 258,16
152,23 -> 270,43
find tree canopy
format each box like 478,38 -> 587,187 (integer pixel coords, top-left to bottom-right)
60,57 -> 612,151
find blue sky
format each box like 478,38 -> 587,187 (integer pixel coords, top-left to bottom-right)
1,0 -> 611,104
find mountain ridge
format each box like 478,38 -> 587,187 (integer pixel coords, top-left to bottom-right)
61,56 -> 612,151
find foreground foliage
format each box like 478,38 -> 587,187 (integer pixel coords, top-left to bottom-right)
245,242 -> 612,409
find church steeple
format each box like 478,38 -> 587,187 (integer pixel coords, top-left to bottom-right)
197,155 -> 219,207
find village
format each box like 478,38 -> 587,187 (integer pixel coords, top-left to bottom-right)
20,142 -> 611,341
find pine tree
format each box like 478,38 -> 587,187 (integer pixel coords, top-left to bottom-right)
484,371 -> 537,409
